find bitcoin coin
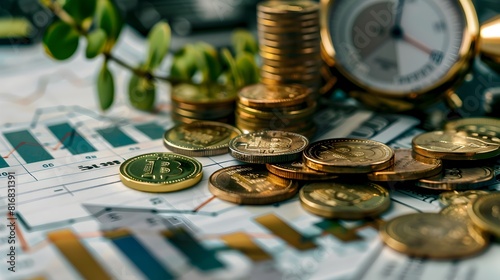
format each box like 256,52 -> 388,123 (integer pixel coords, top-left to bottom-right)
468,193 -> 500,237
266,160 -> 338,181
171,83 -> 237,105
367,149 -> 442,181
163,122 -> 242,157
439,190 -> 490,206
380,213 -> 488,259
445,117 -> 500,143
236,102 -> 316,120
209,165 -> 299,204
229,130 -> 308,163
440,204 -> 471,222
119,153 -> 203,192
417,166 -> 494,190
238,84 -> 310,108
299,181 -> 390,219
303,138 -> 394,173
412,130 -> 500,160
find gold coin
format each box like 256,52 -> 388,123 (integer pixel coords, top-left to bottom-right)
261,57 -> 321,68
260,50 -> 321,61
208,165 -> 299,204
257,10 -> 319,21
417,166 -> 494,190
468,193 -> 500,237
236,102 -> 316,120
258,18 -> 319,28
257,1 -> 319,15
380,213 -> 488,259
367,149 -> 442,181
440,204 -> 471,222
235,115 -> 314,130
171,83 -> 237,106
259,32 -> 320,44
266,160 -> 338,181
172,106 -> 233,119
260,70 -> 320,82
261,64 -> 319,76
260,37 -> 321,49
163,121 -> 242,157
171,100 -> 234,111
258,25 -> 320,35
119,153 -> 203,192
299,181 -> 390,219
171,112 -> 233,125
260,45 -> 320,55
303,138 -> 394,173
412,130 -> 500,160
229,130 -> 309,164
238,84 -> 311,108
439,190 -> 490,206
444,117 -> 500,144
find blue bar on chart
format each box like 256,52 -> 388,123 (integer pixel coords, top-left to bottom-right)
96,127 -> 136,148
48,123 -> 97,155
135,123 -> 165,140
3,130 -> 53,164
163,227 -> 224,271
104,229 -> 175,280
0,157 -> 8,169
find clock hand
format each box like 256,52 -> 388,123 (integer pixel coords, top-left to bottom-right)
394,0 -> 406,28
402,33 -> 433,55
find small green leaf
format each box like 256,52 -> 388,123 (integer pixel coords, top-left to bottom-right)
85,29 -> 107,59
128,74 -> 155,111
221,48 -> 242,88
63,0 -> 97,25
96,0 -> 124,51
170,47 -> 197,80
97,62 -> 114,111
145,21 -> 171,70
196,42 -> 221,82
232,29 -> 258,55
236,53 -> 259,86
42,21 -> 79,60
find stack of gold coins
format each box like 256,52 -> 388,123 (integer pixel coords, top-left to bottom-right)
170,83 -> 237,124
235,83 -> 317,139
257,1 -> 322,97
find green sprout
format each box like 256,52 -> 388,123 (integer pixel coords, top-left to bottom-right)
36,0 -> 259,111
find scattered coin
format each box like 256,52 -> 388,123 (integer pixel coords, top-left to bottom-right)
439,190 -> 490,206
468,192 -> 500,237
440,204 -> 471,222
266,160 -> 338,181
367,148 -> 442,181
119,153 -> 203,192
417,166 -> 494,191
444,117 -> 500,144
412,130 -> 500,160
229,130 -> 308,163
163,121 -> 242,157
380,213 -> 488,259
303,138 -> 394,173
208,165 -> 299,204
238,84 -> 311,108
299,181 -> 390,219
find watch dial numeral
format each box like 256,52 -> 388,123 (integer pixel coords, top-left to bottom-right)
430,51 -> 444,64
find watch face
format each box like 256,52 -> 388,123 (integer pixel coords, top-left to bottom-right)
329,0 -> 466,95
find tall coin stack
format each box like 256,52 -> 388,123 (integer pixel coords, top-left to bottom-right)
257,0 -> 322,97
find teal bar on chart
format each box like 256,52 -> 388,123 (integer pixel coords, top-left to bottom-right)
48,123 -> 96,155
163,228 -> 224,271
96,127 -> 136,148
106,231 -> 175,280
135,123 -> 165,140
3,130 -> 53,164
0,157 -> 8,168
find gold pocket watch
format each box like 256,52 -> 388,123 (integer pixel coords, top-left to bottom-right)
320,0 -> 500,111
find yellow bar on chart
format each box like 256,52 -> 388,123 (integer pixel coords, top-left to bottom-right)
221,232 -> 272,262
47,229 -> 112,280
254,214 -> 317,251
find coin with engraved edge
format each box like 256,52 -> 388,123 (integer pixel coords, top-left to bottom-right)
468,193 -> 500,237
417,166 -> 494,191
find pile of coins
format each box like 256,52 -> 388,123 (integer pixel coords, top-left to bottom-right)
257,0 -> 322,97
235,83 -> 317,138
170,83 -> 237,124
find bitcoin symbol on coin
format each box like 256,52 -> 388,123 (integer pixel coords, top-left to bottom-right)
142,157 -> 182,180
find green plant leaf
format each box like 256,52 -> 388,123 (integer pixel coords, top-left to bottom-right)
145,21 -> 171,70
128,74 -> 155,111
236,53 -> 259,86
196,42 -> 221,82
85,29 -> 107,59
221,48 -> 242,88
95,0 -> 124,51
170,47 -> 198,80
232,29 -> 258,55
97,62 -> 114,111
42,21 -> 79,60
63,0 -> 97,25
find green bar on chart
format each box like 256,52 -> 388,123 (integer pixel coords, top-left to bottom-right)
135,123 -> 165,140
48,123 -> 96,155
96,127 -> 136,147
4,130 -> 53,163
